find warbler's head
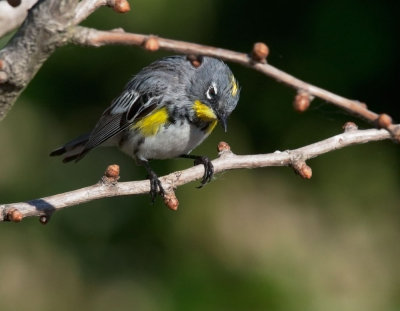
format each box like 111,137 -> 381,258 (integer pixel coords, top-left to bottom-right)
187,56 -> 240,132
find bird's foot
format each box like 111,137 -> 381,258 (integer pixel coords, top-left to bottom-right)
148,170 -> 165,203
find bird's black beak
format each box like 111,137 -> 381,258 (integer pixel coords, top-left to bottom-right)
219,115 -> 228,132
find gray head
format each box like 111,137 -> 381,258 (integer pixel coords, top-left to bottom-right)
185,56 -> 240,132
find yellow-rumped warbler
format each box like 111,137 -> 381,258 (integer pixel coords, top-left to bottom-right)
50,55 -> 240,200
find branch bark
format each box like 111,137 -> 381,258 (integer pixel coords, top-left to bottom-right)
0,0 -> 79,121
0,127 -> 391,222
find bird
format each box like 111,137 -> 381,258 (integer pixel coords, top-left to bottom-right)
50,55 -> 240,201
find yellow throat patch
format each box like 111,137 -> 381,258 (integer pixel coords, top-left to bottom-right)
133,107 -> 168,136
193,100 -> 218,134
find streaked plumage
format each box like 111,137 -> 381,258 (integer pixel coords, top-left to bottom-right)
51,55 -> 240,200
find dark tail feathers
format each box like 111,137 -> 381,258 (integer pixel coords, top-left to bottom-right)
50,133 -> 90,163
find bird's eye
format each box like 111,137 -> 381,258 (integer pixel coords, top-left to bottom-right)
206,82 -> 218,100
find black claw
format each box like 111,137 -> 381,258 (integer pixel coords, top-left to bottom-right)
148,171 -> 165,203
194,156 -> 214,188
181,155 -> 214,188
141,160 -> 165,202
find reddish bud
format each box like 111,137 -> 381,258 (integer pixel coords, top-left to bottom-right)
251,42 -> 269,63
105,164 -> 120,178
377,113 -> 392,128
103,164 -> 120,183
217,141 -> 231,153
293,92 -> 311,112
112,0 -> 130,13
293,162 -> 312,179
143,36 -> 159,52
163,192 -> 179,211
343,121 -> 358,132
7,209 -> 22,222
187,55 -> 202,68
0,60 -> 4,70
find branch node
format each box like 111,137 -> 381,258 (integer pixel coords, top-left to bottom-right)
110,0 -> 131,13
102,164 -> 120,184
292,161 -> 312,179
163,191 -> 179,211
377,113 -> 392,129
186,54 -> 203,68
6,209 -> 23,223
343,121 -> 358,132
293,91 -> 312,112
143,36 -> 160,52
217,141 -> 233,157
251,42 -> 269,63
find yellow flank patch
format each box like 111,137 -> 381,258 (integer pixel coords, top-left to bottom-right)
193,100 -> 217,122
231,75 -> 238,96
133,107 -> 168,136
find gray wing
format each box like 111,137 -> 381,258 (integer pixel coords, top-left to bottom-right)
79,89 -> 162,157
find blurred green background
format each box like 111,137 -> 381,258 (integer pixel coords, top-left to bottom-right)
1,0 -> 400,310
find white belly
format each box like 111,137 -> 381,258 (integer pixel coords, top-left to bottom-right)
121,122 -> 211,161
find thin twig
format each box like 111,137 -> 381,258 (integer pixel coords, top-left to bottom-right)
0,127 -> 391,222
69,27 -> 399,139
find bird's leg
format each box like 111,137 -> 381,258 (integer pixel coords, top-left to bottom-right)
180,154 -> 214,188
141,160 -> 165,202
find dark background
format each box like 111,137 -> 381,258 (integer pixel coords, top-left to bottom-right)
1,1 -> 400,310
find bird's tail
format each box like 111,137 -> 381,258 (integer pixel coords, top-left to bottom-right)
49,133 -> 90,163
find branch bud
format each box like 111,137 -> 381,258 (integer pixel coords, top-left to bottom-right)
163,192 -> 179,211
293,91 -> 311,112
103,164 -> 120,183
377,113 -> 392,129
143,36 -> 159,52
186,55 -> 203,68
217,141 -> 231,153
292,161 -> 312,179
7,209 -> 23,222
251,42 -> 269,63
110,0 -> 130,13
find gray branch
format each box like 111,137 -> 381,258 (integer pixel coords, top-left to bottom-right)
0,128 -> 391,222
0,0 -> 79,121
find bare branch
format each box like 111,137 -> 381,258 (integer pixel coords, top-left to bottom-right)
0,0 -> 79,121
0,0 -> 130,121
0,127 -> 392,222
69,27 -> 399,140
